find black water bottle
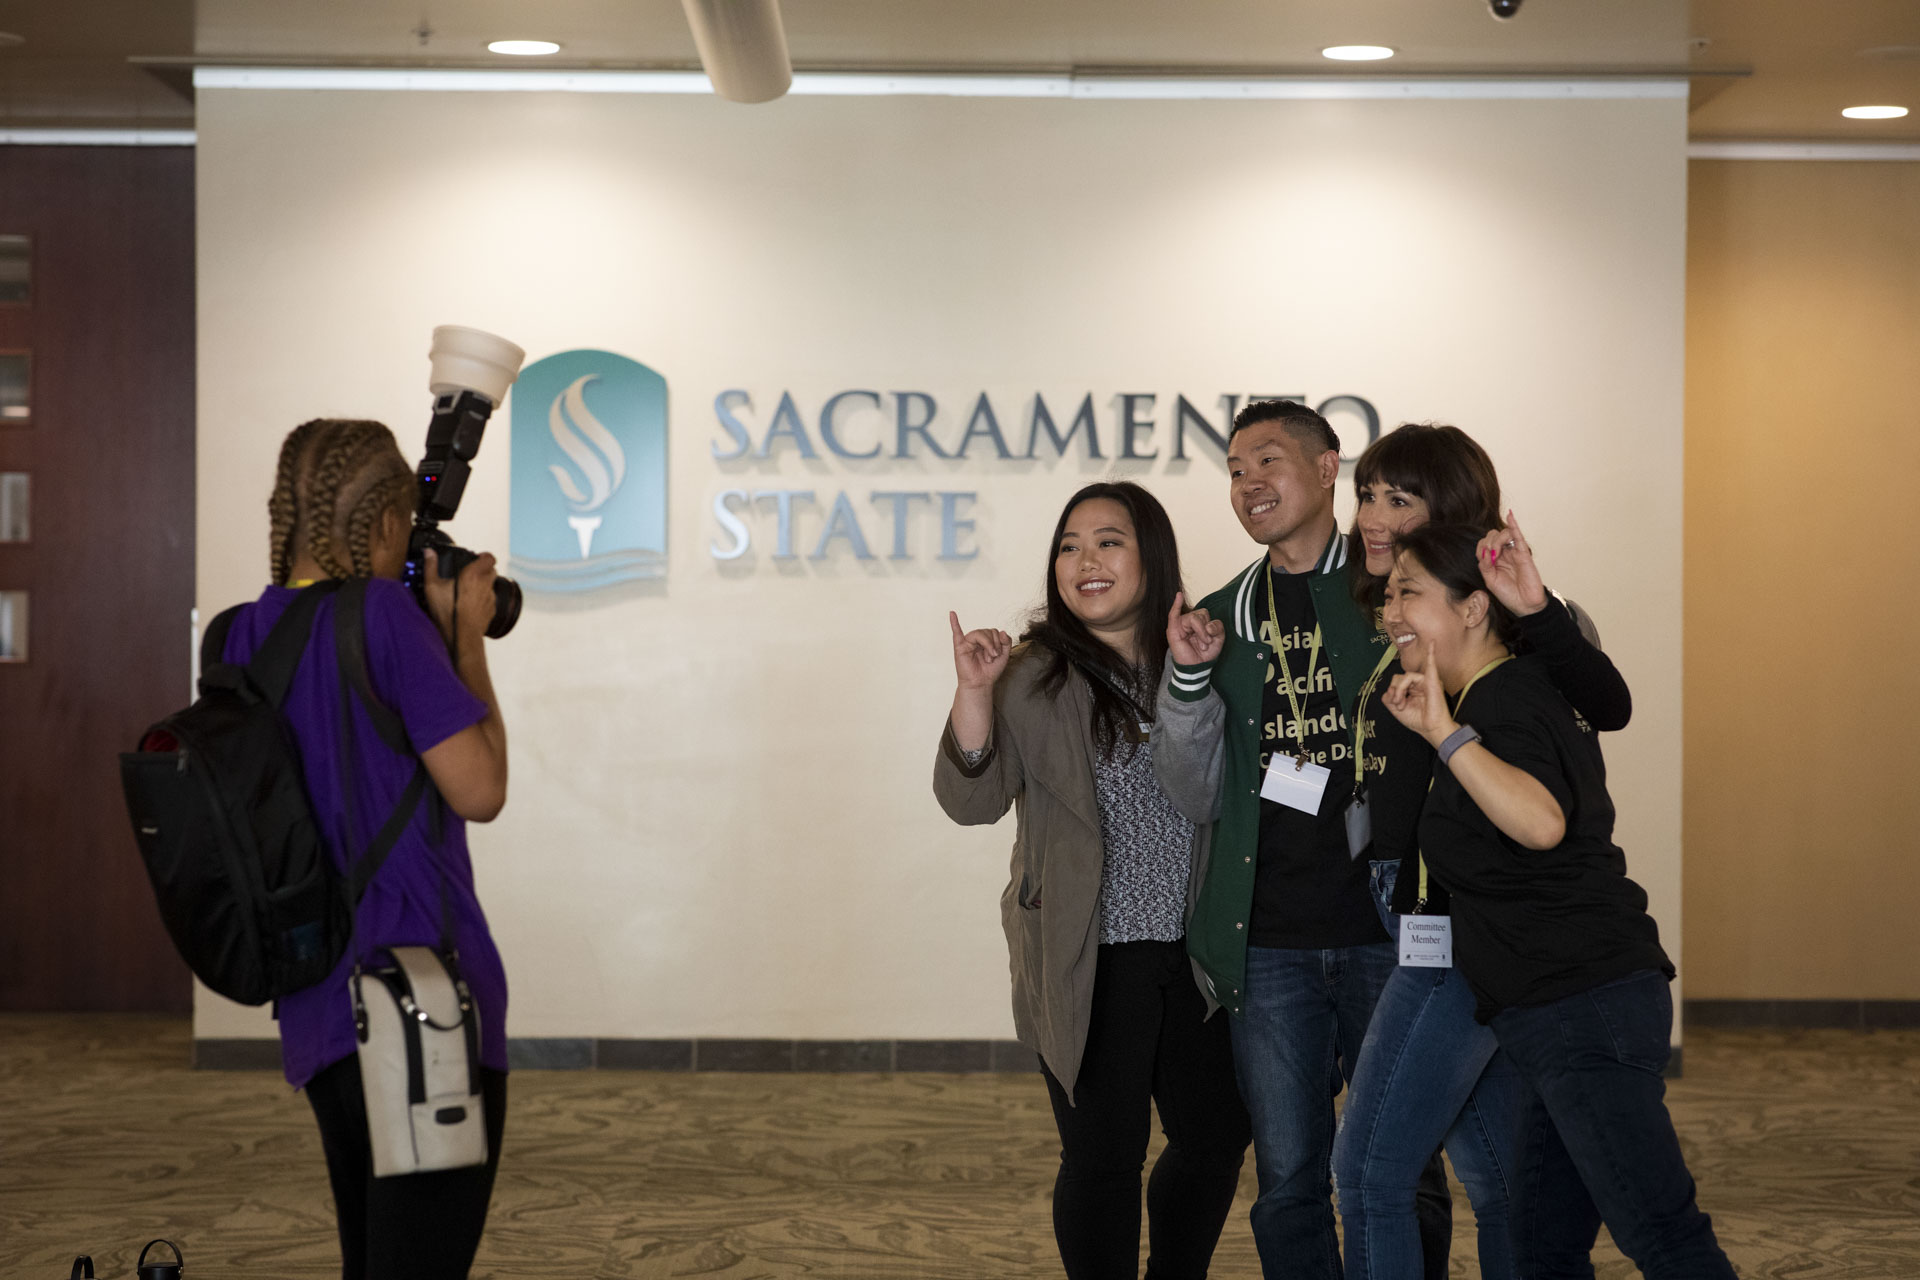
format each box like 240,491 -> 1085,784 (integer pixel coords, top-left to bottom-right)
135,1240 -> 183,1280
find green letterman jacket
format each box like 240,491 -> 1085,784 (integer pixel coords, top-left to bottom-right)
1152,527 -> 1390,1016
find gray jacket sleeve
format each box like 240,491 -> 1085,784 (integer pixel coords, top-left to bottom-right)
932,709 -> 1023,827
1153,654 -> 1226,824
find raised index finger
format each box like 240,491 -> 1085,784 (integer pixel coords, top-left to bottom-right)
1506,510 -> 1531,554
949,611 -> 965,642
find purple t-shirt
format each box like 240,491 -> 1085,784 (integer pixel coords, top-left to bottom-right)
224,577 -> 507,1089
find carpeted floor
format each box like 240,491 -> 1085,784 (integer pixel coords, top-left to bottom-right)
3,1015 -> 1916,1277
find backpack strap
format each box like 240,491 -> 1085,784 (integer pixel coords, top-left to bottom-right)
344,763 -> 429,904
332,579 -> 413,755
198,605 -> 244,681
220,580 -> 346,708
327,577 -> 445,949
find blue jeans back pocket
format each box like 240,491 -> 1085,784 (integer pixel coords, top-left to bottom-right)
1588,970 -> 1673,1074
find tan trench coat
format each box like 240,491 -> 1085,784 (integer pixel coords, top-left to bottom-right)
931,647 -> 1216,1102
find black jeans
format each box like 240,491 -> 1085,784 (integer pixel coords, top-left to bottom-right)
1040,939 -> 1253,1280
305,1054 -> 509,1280
1490,971 -> 1736,1280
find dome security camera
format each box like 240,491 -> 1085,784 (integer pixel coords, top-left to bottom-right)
1489,0 -> 1523,17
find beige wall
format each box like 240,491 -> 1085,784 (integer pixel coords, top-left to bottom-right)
194,85 -> 1688,1042
1683,159 -> 1920,999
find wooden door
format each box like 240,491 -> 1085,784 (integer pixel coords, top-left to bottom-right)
0,146 -> 195,1010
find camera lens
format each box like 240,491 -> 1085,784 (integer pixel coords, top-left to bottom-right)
487,577 -> 523,640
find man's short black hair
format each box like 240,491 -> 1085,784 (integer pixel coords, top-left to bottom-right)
1228,399 -> 1340,458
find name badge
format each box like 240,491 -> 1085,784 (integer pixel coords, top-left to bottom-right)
1343,795 -> 1372,861
1399,914 -> 1452,968
1261,753 -> 1331,815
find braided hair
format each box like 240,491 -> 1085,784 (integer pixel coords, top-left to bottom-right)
268,419 -> 415,584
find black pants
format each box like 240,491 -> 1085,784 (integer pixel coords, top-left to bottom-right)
305,1055 -> 509,1280
1040,939 -> 1253,1280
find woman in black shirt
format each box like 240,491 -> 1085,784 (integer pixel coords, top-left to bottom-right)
1332,424 -> 1629,1280
1378,524 -> 1735,1280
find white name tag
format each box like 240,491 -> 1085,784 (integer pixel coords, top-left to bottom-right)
1260,753 -> 1331,814
1399,914 -> 1453,968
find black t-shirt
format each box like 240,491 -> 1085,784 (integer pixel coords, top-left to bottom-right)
1355,657 -> 1441,911
1419,656 -> 1672,1021
1251,566 -> 1387,948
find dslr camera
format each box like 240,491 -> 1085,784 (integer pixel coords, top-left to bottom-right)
405,326 -> 526,639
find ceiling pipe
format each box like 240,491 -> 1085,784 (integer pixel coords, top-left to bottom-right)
679,0 -> 792,103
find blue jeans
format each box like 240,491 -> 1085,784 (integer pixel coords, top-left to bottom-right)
1334,961 -> 1525,1280
1491,970 -> 1737,1280
1231,940 -> 1397,1279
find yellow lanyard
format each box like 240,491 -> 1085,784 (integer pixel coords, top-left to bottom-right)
1350,644 -> 1399,789
289,578 -> 318,588
1265,568 -> 1323,769
1414,652 -> 1515,910
1451,653 -> 1514,717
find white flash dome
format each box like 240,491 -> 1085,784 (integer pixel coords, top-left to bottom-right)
428,326 -> 526,404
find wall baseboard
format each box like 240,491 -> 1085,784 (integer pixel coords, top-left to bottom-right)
193,1037 -> 1038,1072
1684,999 -> 1920,1030
191,1035 -> 1701,1074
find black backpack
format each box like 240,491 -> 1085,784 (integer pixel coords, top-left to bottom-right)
119,579 -> 427,1006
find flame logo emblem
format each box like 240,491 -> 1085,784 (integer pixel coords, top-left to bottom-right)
546,375 -> 628,558
509,349 -> 669,593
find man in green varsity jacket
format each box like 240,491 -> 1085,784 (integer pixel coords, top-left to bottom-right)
1154,399 -> 1445,1278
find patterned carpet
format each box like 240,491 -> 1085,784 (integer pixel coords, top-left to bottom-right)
3,1015 -> 1917,1278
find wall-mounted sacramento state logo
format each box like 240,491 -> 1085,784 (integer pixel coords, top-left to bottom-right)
509,350 -> 667,593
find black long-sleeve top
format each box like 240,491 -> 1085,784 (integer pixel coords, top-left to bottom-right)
1363,595 -> 1633,918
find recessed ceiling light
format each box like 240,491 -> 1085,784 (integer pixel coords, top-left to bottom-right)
1841,105 -> 1909,120
1322,45 -> 1396,62
487,40 -> 561,56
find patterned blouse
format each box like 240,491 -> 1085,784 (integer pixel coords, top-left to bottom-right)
1088,672 -> 1194,944
960,665 -> 1194,944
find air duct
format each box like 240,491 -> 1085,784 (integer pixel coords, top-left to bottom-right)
679,0 -> 792,103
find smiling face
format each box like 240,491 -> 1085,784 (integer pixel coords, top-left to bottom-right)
1355,480 -> 1432,576
1381,548 -> 1481,680
1054,497 -> 1147,640
1228,422 -> 1338,551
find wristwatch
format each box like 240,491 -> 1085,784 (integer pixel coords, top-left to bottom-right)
1437,724 -> 1481,764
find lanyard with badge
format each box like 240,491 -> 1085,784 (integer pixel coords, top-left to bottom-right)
1341,644 -> 1400,860
1400,653 -> 1512,969
1256,570 -> 1333,814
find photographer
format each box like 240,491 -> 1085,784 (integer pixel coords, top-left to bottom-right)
222,417 -> 510,1280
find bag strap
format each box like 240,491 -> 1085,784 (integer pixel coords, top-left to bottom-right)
332,579 -> 413,755
70,1257 -> 94,1280
198,605 -> 243,679
214,580 -> 346,708
327,578 -> 449,954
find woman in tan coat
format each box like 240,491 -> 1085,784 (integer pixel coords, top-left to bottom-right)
935,480 -> 1250,1280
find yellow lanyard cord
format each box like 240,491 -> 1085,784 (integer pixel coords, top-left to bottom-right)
1350,645 -> 1399,789
1451,653 -> 1514,717
1265,569 -> 1324,769
1414,651 -> 1515,910
289,578 -> 318,588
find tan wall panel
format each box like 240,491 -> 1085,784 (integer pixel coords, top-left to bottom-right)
193,88 -> 1688,1042
1684,160 -> 1920,999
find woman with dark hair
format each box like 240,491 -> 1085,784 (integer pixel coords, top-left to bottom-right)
1377,525 -> 1735,1279
934,480 -> 1251,1279
1332,423 -> 1633,1279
